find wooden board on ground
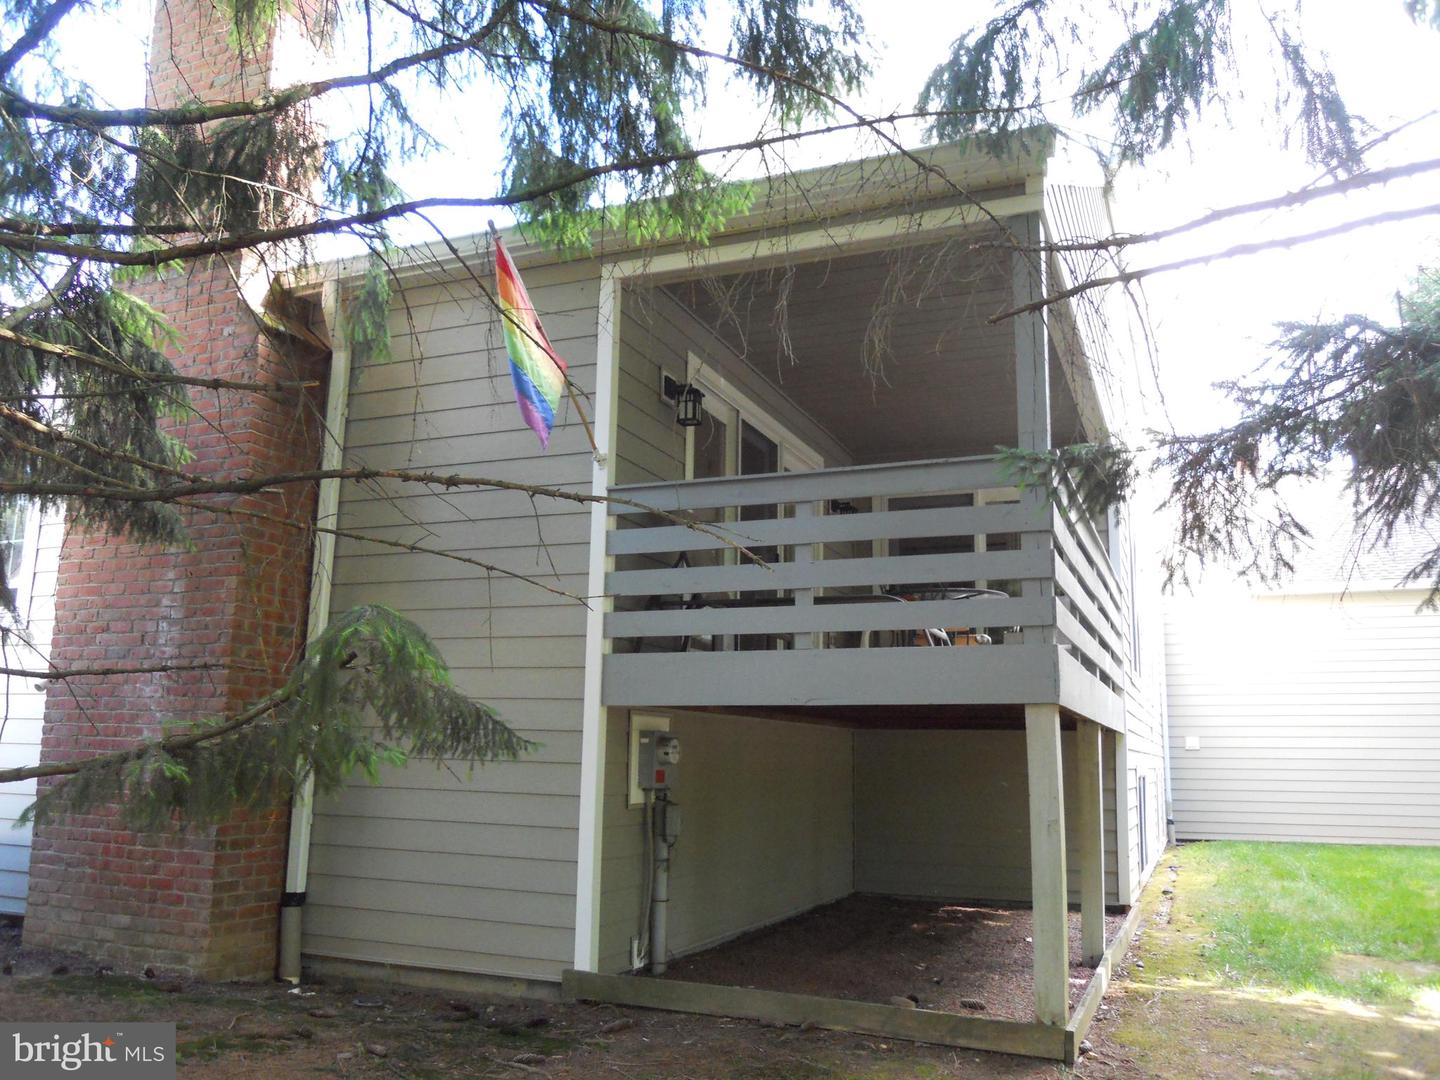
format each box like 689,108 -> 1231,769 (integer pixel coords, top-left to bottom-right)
562,969 -> 1069,1061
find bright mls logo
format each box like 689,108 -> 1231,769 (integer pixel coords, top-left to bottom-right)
2,1023 -> 175,1078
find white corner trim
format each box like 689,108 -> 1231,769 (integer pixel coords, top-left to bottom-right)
284,274 -> 352,900
574,265 -> 620,972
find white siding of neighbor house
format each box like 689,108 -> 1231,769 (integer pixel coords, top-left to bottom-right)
0,507 -> 64,915
1165,588 -> 1440,845
304,258 -> 601,982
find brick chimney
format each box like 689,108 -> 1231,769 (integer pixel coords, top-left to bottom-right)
23,0 -> 328,979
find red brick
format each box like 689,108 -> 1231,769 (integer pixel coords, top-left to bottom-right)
24,0 -> 326,981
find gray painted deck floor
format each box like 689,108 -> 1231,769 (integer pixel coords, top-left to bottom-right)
655,895 -> 1126,1023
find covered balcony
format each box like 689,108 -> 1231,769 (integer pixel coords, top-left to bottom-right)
575,154 -> 1143,1063
600,225 -> 1129,732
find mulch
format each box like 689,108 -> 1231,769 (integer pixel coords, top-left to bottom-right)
659,894 -> 1127,1022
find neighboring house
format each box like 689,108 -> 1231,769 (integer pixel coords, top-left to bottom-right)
1165,496 -> 1440,845
0,500 -> 63,915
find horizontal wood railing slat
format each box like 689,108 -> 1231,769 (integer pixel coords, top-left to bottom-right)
1050,496 -> 1125,616
608,455 -> 1004,512
608,502 -> 1043,556
1049,514 -> 1127,639
1055,602 -> 1123,684
606,547 -> 1052,597
1051,555 -> 1124,657
606,595 -> 1052,639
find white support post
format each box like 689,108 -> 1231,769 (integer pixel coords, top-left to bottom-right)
1025,702 -> 1069,1027
791,500 -> 816,649
1076,717 -> 1106,966
1112,730 -> 1134,905
1012,211 -> 1055,645
575,265 -> 621,972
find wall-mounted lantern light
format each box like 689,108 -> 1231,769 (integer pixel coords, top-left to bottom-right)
677,384 -> 705,427
661,374 -> 706,428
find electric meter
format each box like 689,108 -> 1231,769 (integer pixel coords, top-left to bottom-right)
637,732 -> 680,791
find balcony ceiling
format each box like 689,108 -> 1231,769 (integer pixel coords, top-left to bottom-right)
664,241 -> 1085,465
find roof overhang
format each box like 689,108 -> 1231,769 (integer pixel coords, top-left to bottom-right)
286,129 -> 1060,298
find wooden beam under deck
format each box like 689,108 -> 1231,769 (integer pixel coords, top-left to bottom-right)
673,702 -> 1087,730
563,970 -> 1070,1061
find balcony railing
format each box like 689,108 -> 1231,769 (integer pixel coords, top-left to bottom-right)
600,455 -> 1127,721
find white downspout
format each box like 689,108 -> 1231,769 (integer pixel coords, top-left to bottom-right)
279,275 -> 351,982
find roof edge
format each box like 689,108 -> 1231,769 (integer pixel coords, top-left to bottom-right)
287,129 -> 1058,297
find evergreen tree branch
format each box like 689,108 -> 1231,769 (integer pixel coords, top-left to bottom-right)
1,261 -> 80,327
0,403 -> 190,480
0,678 -> 298,785
529,0 -> 1016,238
0,0 -> 519,130
0,110 -> 993,263
0,426 -> 603,604
0,0 -> 84,79
10,605 -> 540,828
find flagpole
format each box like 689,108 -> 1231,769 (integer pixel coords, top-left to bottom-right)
488,221 -> 599,455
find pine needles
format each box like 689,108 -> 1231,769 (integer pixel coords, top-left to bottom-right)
21,604 -> 537,831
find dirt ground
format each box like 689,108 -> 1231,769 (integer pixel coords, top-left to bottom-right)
1,855 -> 1435,1078
663,895 -> 1128,1022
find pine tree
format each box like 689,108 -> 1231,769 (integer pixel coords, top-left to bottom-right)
0,0 -> 1436,820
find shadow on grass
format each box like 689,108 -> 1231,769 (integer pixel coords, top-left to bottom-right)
1107,845 -> 1440,1080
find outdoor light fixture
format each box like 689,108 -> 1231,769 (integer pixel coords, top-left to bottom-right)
661,374 -> 706,428
677,384 -> 705,427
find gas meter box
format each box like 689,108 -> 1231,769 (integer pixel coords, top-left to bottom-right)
637,732 -> 680,791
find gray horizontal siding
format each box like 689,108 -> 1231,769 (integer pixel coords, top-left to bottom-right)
613,282 -> 850,488
1165,590 -> 1440,844
305,259 -> 601,980
597,709 -> 853,975
852,729 -> 1122,906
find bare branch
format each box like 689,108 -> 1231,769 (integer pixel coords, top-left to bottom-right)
989,201 -> 1440,323
4,465 -> 770,566
0,660 -> 244,681
984,155 -> 1440,256
0,322 -> 315,395
1,261 -> 80,328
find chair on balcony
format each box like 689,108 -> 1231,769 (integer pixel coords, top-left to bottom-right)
858,588 -> 1007,649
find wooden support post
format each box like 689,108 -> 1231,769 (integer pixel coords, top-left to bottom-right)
1076,718 -> 1106,966
1012,211 -> 1055,645
792,500 -> 816,649
1026,702 -> 1069,1027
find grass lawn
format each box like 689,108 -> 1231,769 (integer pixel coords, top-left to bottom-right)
1185,841 -> 1440,1004
1099,841 -> 1440,1080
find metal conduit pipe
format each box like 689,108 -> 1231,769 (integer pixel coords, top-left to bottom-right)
649,792 -> 679,976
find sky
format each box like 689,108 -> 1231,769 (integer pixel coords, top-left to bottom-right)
49,0 -> 1440,440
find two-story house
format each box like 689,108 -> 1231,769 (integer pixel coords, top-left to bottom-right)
257,133 -> 1167,1062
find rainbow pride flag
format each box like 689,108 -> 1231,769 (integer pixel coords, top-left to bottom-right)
495,235 -> 568,447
